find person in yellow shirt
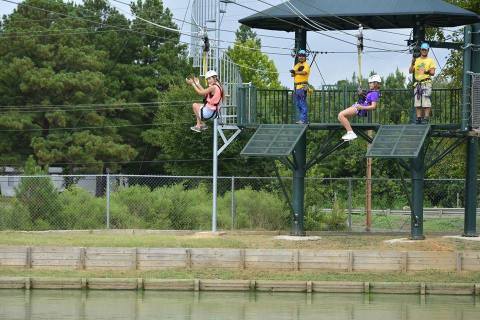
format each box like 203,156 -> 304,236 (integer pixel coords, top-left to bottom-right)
409,42 -> 436,124
290,50 -> 310,124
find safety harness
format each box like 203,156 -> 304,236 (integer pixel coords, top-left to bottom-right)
201,83 -> 223,121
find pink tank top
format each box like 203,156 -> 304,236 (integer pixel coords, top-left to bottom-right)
205,84 -> 223,110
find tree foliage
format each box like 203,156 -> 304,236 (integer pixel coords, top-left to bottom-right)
227,25 -> 281,89
0,0 -> 192,173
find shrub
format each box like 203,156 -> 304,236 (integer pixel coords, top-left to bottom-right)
0,200 -> 33,230
230,187 -> 289,230
58,187 -> 105,229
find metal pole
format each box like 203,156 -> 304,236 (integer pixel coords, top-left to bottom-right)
231,176 -> 235,230
291,28 -> 307,236
464,23 -> 480,237
106,170 -> 110,229
348,178 -> 352,232
211,0 -> 222,233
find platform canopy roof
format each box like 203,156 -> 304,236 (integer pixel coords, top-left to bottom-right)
239,0 -> 480,31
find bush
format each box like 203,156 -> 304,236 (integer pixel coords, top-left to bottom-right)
15,176 -> 63,229
229,187 -> 289,230
58,187 -> 105,229
305,199 -> 347,231
0,200 -> 33,230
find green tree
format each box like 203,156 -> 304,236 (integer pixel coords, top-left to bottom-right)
227,25 -> 281,89
0,0 -> 192,173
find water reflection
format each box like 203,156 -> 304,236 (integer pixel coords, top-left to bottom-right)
0,290 -> 478,320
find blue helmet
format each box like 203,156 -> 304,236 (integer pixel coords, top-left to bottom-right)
297,49 -> 307,56
420,43 -> 430,50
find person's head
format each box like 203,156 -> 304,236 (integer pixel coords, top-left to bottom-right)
205,70 -> 218,85
297,49 -> 307,62
368,74 -> 382,90
420,43 -> 430,57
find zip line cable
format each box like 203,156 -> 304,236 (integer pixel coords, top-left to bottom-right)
0,121 -> 193,132
283,0 -> 407,49
231,0 -> 409,53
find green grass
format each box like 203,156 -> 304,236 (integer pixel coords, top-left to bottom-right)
1,267 -> 479,283
1,231 -> 480,251
351,214 -> 480,232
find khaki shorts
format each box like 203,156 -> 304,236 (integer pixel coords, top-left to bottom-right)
414,82 -> 432,108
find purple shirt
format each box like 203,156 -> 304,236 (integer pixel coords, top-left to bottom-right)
361,90 -> 380,107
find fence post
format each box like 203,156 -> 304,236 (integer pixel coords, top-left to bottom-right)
231,176 -> 236,230
348,178 -> 352,232
106,169 -> 110,229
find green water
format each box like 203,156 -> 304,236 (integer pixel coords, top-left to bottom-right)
0,290 -> 479,319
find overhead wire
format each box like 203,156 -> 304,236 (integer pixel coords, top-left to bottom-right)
231,0 -> 409,53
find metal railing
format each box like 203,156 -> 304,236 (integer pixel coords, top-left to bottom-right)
0,175 -> 477,233
237,87 -> 462,126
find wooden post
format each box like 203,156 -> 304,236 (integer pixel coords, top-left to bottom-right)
456,252 -> 463,273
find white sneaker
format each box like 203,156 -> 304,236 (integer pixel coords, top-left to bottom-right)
342,131 -> 357,141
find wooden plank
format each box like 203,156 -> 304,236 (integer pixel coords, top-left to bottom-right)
199,280 -> 251,291
299,250 -> 349,271
31,277 -> 82,289
245,249 -> 294,270
462,251 -> 480,271
407,252 -> 456,271
87,278 -> 138,290
137,248 -> 187,270
31,247 -> 82,269
0,246 -> 28,267
0,277 -> 27,289
86,248 -> 136,270
353,251 -> 403,272
255,280 -> 306,292
191,249 -> 241,269
312,281 -> 364,293
426,283 -> 474,295
144,279 -> 194,291
370,282 -> 420,294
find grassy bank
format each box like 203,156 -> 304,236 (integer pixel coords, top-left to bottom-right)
1,267 -> 480,283
0,231 -> 479,251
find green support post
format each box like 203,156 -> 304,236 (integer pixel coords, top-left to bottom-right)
410,147 -> 425,240
409,23 -> 426,240
291,28 -> 307,236
292,131 -> 307,236
464,23 -> 480,237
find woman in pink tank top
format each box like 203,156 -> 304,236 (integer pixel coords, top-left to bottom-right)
186,70 -> 224,133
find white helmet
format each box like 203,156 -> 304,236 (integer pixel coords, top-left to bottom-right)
205,70 -> 218,79
368,74 -> 381,83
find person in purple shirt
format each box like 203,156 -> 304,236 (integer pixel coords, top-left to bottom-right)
337,74 -> 382,141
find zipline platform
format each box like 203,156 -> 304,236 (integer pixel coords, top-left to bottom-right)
366,125 -> 430,159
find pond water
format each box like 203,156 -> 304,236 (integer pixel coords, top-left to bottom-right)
0,290 -> 479,320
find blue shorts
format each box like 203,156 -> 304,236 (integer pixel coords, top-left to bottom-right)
201,105 -> 217,120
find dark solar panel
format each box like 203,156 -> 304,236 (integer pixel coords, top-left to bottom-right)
241,124 -> 307,157
366,125 -> 430,158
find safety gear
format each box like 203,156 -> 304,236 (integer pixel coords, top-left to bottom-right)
297,49 -> 306,56
205,70 -> 218,79
420,43 -> 430,50
368,74 -> 381,83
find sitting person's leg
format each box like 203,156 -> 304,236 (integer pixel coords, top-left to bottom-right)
338,106 -> 358,140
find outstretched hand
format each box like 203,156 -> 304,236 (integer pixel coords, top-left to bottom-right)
186,77 -> 194,85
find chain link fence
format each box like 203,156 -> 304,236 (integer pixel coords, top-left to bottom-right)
0,175 -> 477,233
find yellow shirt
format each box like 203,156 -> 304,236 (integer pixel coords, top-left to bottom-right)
413,57 -> 436,82
293,62 -> 310,89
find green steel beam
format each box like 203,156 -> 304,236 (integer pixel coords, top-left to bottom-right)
291,28 -> 307,236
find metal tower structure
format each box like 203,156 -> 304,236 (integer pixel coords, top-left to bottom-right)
190,0 -> 242,232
